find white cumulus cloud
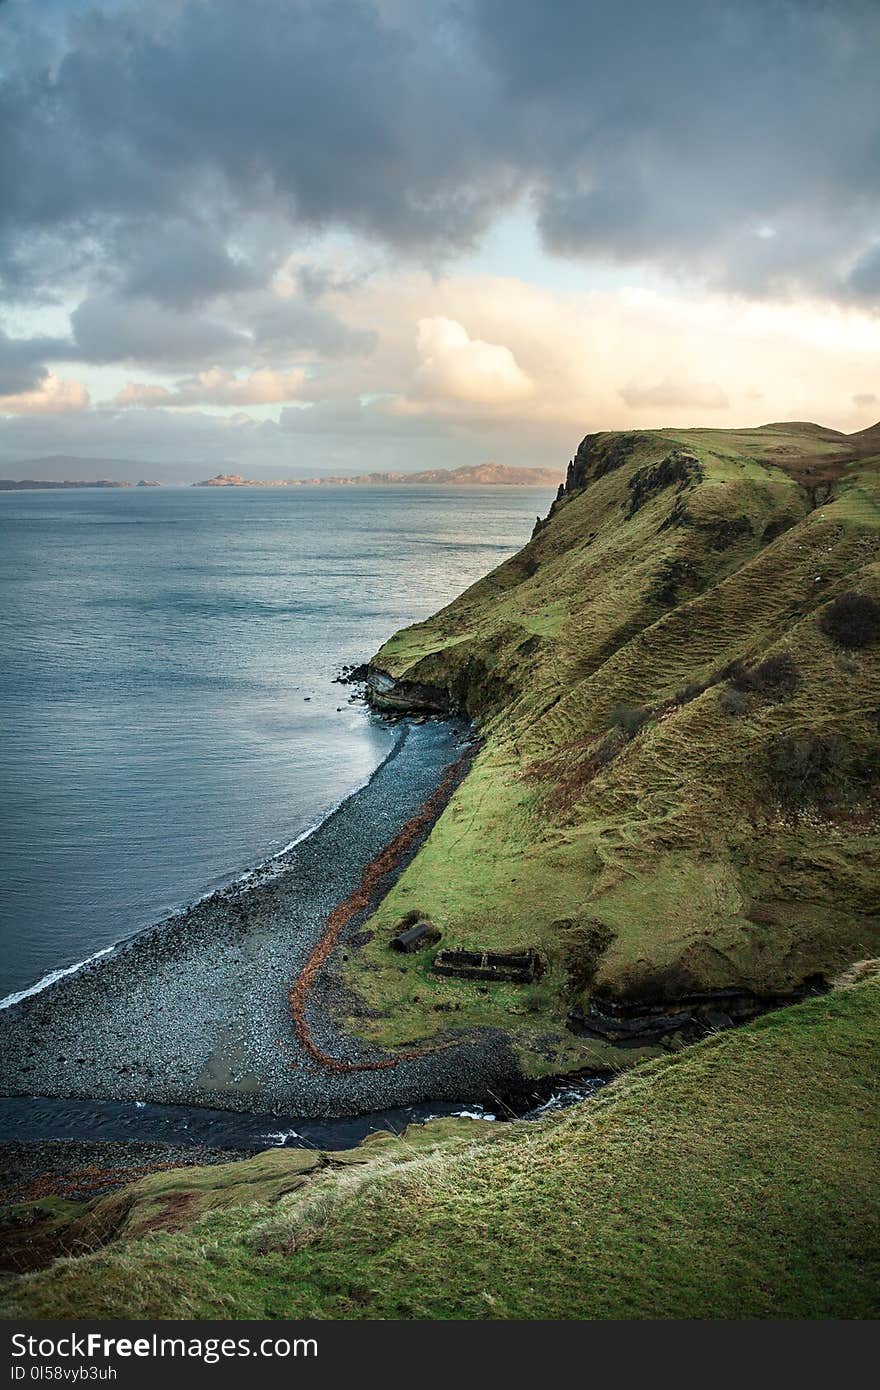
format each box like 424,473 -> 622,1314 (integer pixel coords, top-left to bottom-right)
412,317 -> 534,405
0,374 -> 90,415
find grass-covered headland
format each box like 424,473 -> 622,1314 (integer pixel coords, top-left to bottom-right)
2,420 -> 878,1319
350,420 -> 880,1075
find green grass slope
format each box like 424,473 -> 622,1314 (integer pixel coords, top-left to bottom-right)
343,423 -> 880,1073
4,977 -> 878,1319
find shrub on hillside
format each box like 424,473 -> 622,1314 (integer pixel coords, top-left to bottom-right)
729,651 -> 801,698
718,686 -> 750,716
592,732 -> 621,769
818,592 -> 880,649
675,681 -> 707,706
719,651 -> 801,714
766,732 -> 853,805
609,703 -> 651,739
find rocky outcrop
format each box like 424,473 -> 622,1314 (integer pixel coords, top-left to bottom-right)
565,431 -> 659,493
625,449 -> 704,518
569,982 -> 828,1047
364,667 -> 455,715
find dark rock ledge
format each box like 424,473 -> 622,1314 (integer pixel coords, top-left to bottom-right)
569,980 -> 828,1047
364,666 -> 456,716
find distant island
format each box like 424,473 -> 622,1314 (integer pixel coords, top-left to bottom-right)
0,455 -> 175,488
194,462 -> 563,488
0,479 -> 136,491
0,462 -> 562,491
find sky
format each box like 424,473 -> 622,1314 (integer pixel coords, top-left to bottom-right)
1,0 -> 879,482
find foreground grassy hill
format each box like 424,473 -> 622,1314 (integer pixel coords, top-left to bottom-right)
341,421 -> 880,1075
3,974 -> 878,1318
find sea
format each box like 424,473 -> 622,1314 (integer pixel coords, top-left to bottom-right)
0,483 -> 553,1002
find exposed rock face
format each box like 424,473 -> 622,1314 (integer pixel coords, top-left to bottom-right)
624,449 -> 704,518
534,432 -> 666,529
364,667 -> 455,714
566,431 -> 660,493
568,983 -> 827,1047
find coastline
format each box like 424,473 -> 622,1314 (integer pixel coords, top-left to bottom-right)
0,740 -> 395,1016
0,715 -> 524,1121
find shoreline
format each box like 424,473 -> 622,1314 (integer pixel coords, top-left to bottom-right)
0,715 -> 526,1122
0,730 -> 397,1015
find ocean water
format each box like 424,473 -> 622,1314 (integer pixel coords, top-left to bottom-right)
0,484 -> 552,999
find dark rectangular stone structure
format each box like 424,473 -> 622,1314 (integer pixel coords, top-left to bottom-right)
432,946 -> 543,984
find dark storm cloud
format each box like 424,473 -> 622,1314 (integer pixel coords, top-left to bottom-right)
0,329 -> 77,395
70,293 -> 249,367
115,222 -> 264,308
1,0 -> 878,323
0,0 -> 513,282
847,244 -> 880,310
469,0 -> 880,299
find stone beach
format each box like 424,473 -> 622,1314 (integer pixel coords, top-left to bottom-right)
0,718 -> 521,1121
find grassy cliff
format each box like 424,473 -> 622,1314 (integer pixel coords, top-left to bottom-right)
341,422 -> 880,1075
3,974 -> 878,1318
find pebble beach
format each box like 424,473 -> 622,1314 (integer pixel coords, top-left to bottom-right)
0,718 -> 521,1123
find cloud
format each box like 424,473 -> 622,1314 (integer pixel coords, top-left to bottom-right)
116,221 -> 263,308
853,393 -> 877,409
113,382 -> 173,409
364,272 -> 880,433
71,294 -> 249,368
0,373 -> 89,414
29,278 -> 375,383
2,0 -> 877,314
249,292 -> 375,358
4,269 -> 880,477
619,378 -> 729,411
0,0 -> 876,489
846,243 -> 880,310
412,317 -> 533,404
0,329 -> 76,395
114,366 -> 308,408
0,0 -> 512,299
473,0 -> 880,304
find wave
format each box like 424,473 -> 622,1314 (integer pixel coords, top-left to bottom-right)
0,946 -> 115,1012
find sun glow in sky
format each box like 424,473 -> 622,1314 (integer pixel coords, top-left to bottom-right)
1,0 -> 878,480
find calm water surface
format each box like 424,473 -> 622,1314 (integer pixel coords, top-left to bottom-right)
0,485 -> 552,998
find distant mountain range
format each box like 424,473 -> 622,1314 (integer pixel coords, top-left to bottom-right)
194,462 -> 564,488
